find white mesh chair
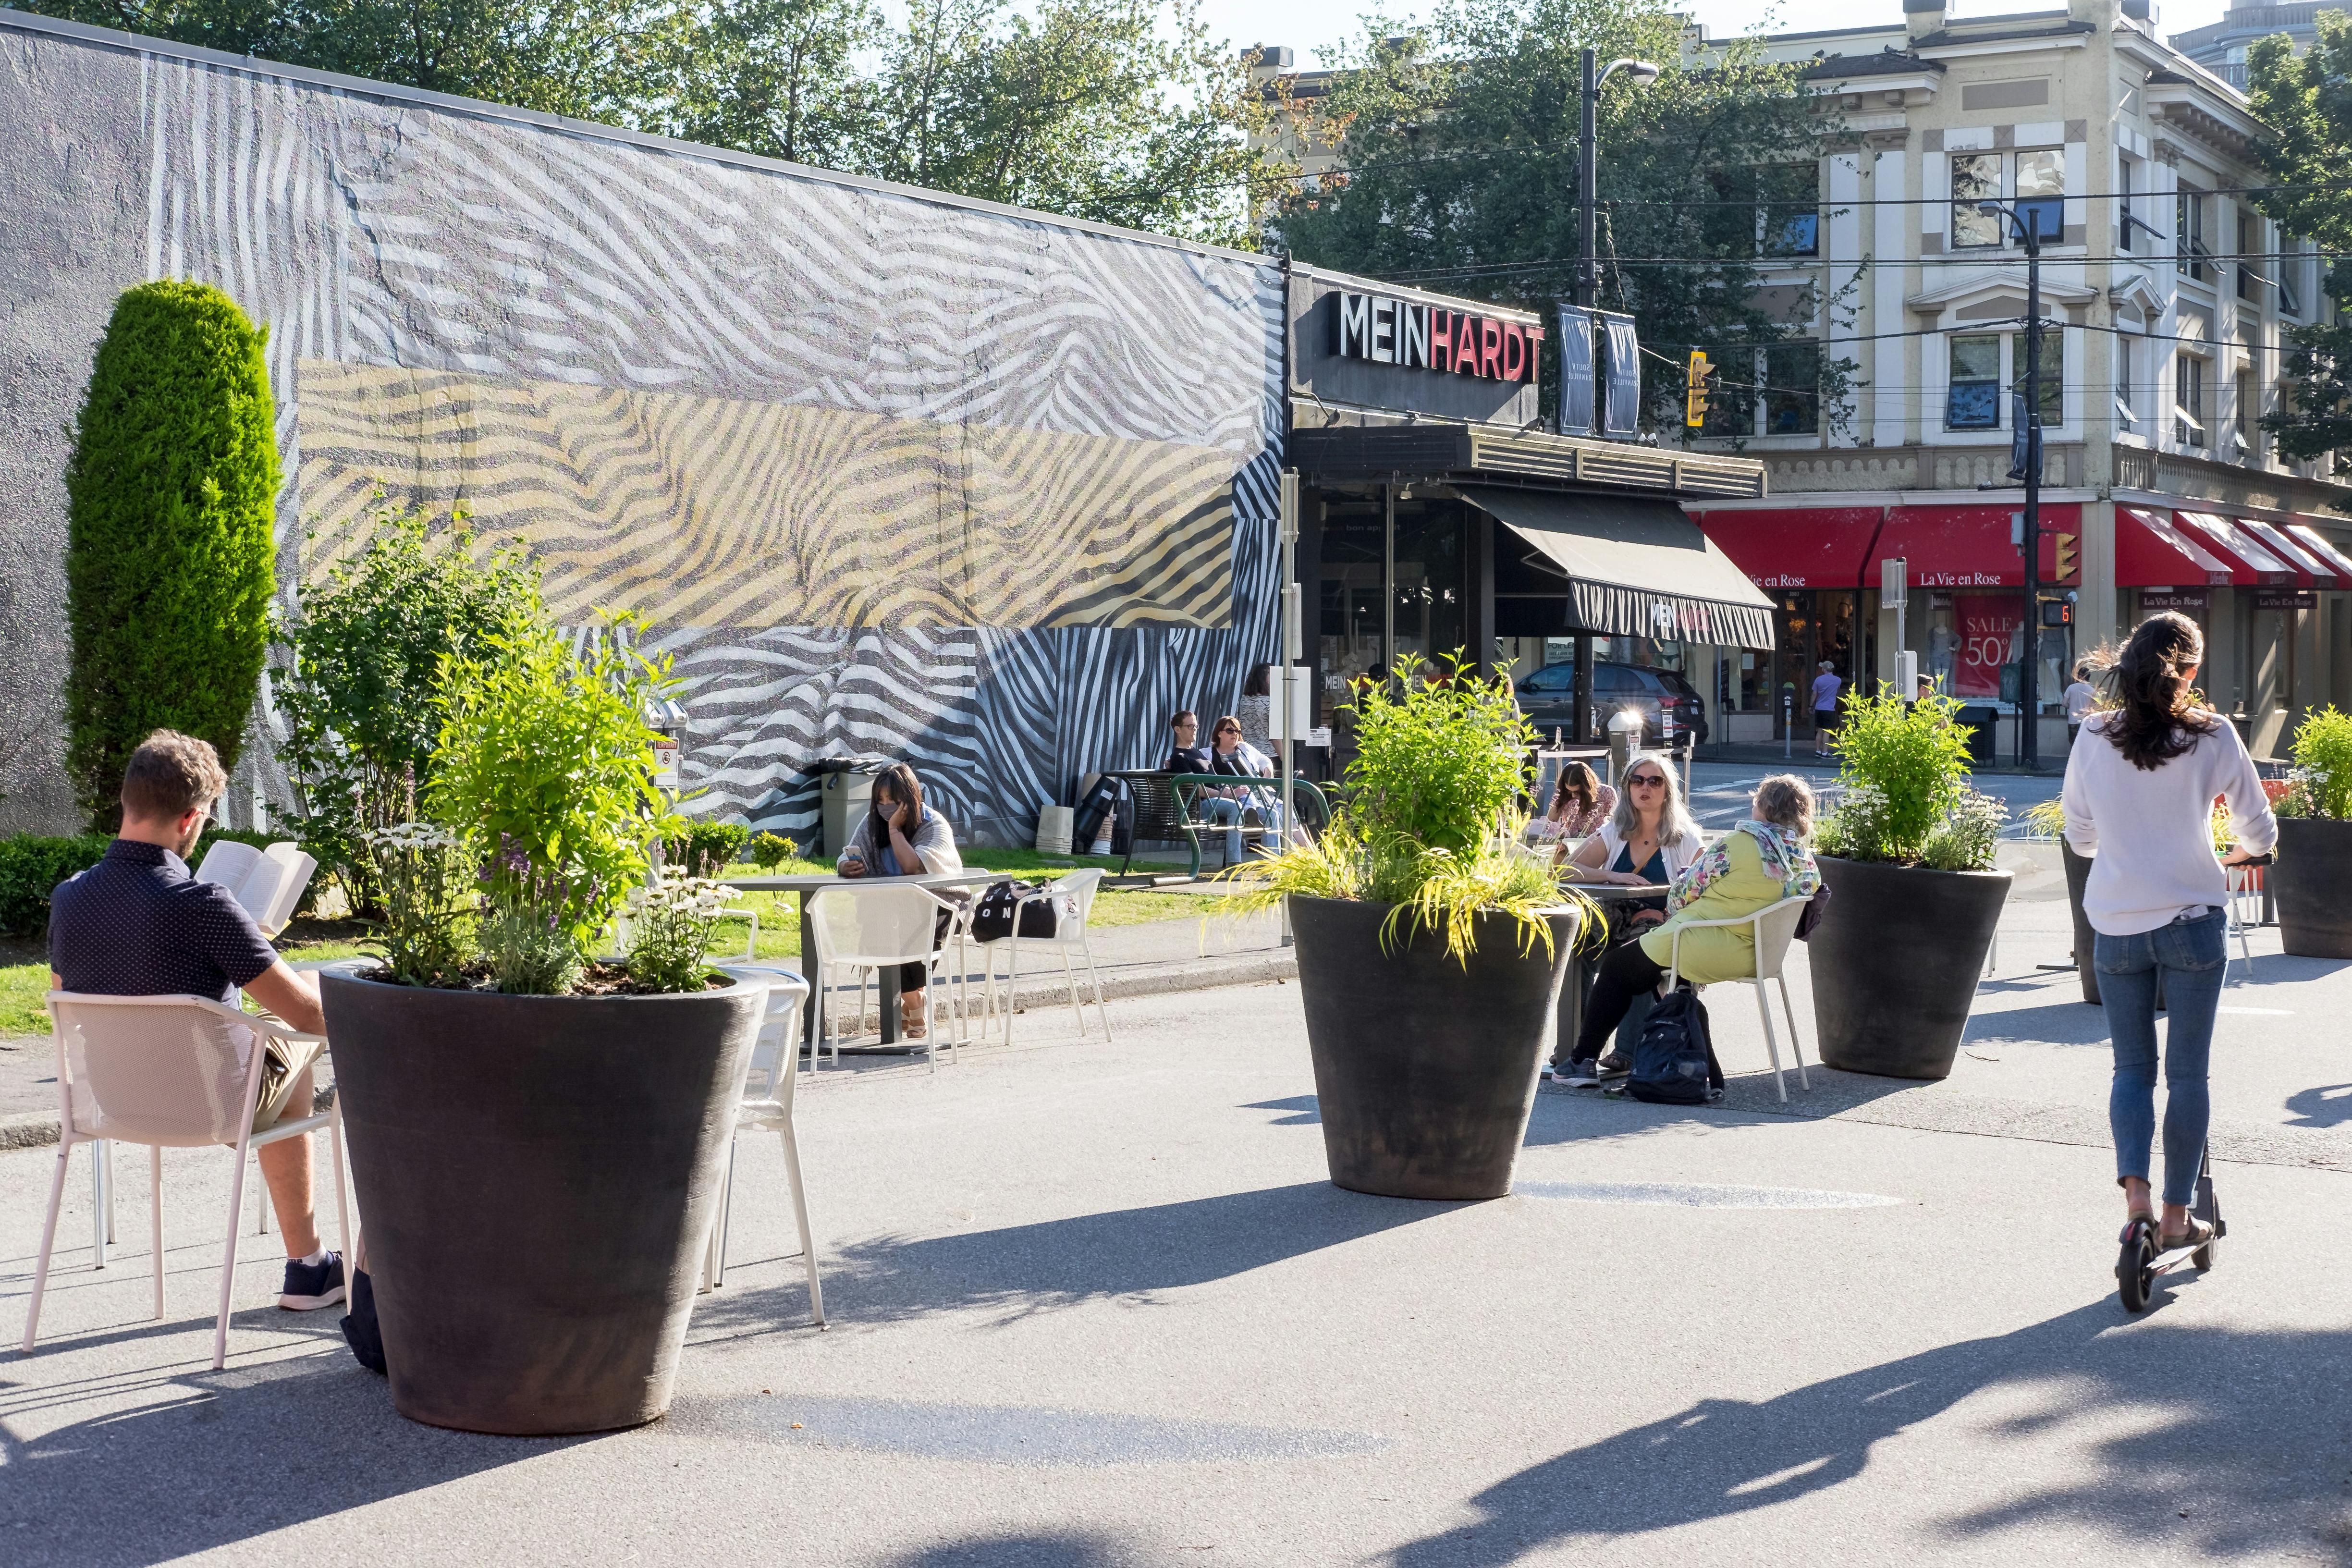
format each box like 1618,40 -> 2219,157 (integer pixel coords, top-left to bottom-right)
1660,894 -> 1814,1102
807,884 -> 968,1072
2222,862 -> 2261,983
985,869 -> 1111,1048
704,968 -> 822,1324
25,992 -> 350,1370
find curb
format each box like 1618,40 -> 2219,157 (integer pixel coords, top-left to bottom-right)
0,948 -> 1299,1155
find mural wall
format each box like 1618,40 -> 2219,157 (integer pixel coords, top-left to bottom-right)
0,12 -> 1283,842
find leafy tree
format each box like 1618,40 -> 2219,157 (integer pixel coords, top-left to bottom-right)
2249,17 -> 2352,490
1274,0 -> 1850,436
64,281 -> 279,831
273,497 -> 543,914
661,0 -> 883,168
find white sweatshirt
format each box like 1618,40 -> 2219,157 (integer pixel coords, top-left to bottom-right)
2061,710 -> 2277,936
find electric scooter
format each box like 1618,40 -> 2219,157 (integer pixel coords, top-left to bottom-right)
2116,1150 -> 2224,1312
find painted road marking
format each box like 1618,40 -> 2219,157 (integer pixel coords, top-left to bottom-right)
1517,1180 -> 1902,1210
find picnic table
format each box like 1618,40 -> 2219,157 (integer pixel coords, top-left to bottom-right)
720,868 -> 1004,1049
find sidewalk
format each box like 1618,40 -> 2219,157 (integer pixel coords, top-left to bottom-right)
0,908 -> 1295,1150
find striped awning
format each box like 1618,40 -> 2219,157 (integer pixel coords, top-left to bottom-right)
1463,486 -> 1776,650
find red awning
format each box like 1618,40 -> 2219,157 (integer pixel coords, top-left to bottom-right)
1870,503 -> 2082,590
2237,515 -> 2336,587
1691,507 -> 1884,592
2174,512 -> 2294,585
2116,509 -> 2234,588
2291,520 -> 2352,581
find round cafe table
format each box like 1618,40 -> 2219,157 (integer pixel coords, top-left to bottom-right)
1551,878 -> 1672,1071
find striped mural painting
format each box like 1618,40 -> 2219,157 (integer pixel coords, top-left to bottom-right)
68,24 -> 1288,844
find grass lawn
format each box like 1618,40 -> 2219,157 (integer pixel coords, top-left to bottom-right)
0,856 -> 1213,1037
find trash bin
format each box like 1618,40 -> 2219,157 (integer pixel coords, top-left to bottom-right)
1955,706 -> 2000,768
809,756 -> 890,856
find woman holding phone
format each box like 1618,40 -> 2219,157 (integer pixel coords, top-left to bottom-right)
2062,612 -> 2274,1256
836,762 -> 963,1038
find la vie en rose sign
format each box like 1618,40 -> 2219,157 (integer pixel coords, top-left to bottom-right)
1333,292 -> 1544,383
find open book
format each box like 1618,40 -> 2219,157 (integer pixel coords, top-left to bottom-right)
194,840 -> 317,938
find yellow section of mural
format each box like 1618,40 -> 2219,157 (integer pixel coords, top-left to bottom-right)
295,361 -> 1239,629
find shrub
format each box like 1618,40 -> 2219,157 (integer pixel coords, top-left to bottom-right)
2288,705 -> 2352,820
1816,692 -> 1975,866
747,831 -> 797,870
274,497 -> 542,915
65,281 -> 279,831
625,876 -> 743,991
1920,790 -> 2009,872
665,821 -> 750,878
425,615 -> 679,991
0,827 -> 322,939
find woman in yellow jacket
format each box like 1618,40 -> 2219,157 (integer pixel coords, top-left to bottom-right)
1560,775 -> 1822,1083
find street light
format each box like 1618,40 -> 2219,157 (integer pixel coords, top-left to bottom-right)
1975,196 -> 2049,772
1571,49 -> 1659,747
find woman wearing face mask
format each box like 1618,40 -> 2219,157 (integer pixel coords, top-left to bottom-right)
836,761 -> 963,1038
2063,612 -> 2273,1262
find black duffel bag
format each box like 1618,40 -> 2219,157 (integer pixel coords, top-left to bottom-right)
969,878 -> 1078,943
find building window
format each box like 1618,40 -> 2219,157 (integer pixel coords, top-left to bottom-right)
2235,367 -> 2253,452
2016,150 -> 2064,243
1701,348 -> 1759,437
1764,342 -> 1821,434
2013,326 -> 2062,424
2175,355 -> 2206,447
1951,153 -> 2003,248
2280,239 -> 2305,317
1709,166 -> 1820,258
1948,334 -> 2002,428
2238,211 -> 2261,302
2117,335 -> 2139,432
2118,154 -> 2139,252
2178,187 -> 2207,281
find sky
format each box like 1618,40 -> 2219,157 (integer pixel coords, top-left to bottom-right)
1192,0 -> 2238,68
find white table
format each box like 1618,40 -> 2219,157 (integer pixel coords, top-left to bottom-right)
721,869 -> 1004,1047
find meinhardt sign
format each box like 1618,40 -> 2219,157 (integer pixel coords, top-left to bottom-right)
1332,291 -> 1544,384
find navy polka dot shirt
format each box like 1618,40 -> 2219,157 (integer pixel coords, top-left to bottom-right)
49,839 -> 279,1004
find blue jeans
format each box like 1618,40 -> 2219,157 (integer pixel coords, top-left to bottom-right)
1199,795 -> 1285,866
2095,907 -> 2227,1207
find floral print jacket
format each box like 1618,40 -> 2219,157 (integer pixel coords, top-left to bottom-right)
1666,820 -> 1822,916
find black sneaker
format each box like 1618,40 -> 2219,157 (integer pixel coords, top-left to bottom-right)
280,1251 -> 347,1311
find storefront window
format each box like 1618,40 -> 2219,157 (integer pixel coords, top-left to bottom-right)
1391,500 -> 1466,675
1926,596 -> 1958,694
1315,510 -> 1384,772
1954,594 -> 2024,700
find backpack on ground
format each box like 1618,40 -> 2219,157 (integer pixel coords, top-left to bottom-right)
1071,775 -> 1122,851
1624,987 -> 1723,1105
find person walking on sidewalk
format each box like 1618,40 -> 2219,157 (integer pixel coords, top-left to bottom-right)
2062,612 -> 2274,1256
1810,661 -> 1842,755
2064,662 -> 2097,749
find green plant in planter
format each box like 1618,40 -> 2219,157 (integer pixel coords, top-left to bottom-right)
625,876 -> 745,991
2288,705 -> 2352,820
426,616 -> 682,993
1219,654 -> 1583,963
1817,691 -> 2000,870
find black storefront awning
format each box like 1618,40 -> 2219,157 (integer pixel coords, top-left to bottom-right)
1463,486 -> 1777,651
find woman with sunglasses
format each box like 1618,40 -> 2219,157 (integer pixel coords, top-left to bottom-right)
1560,752 -> 1703,892
1555,773 -> 1822,1089
1199,714 -> 1278,865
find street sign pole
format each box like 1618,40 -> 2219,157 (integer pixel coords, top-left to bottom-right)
1279,469 -> 1300,948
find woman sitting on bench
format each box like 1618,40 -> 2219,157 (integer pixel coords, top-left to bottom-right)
1556,774 -> 1822,1087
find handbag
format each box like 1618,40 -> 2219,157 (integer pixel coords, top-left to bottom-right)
969,878 -> 1076,943
1794,882 -> 1833,942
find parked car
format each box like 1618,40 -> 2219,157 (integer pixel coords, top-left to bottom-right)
1514,660 -> 1710,748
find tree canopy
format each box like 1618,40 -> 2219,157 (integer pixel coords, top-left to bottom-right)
2249,15 -> 2352,491
28,0 -> 1284,247
1273,0 -> 1849,438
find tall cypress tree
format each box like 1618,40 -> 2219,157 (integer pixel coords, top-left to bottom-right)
64,281 -> 280,830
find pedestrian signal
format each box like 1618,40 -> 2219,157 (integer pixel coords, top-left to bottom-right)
1685,351 -> 1713,429
2053,530 -> 2078,582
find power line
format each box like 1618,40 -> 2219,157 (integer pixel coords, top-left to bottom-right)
1382,249 -> 2338,282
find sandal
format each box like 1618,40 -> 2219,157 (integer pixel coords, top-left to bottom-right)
2157,1216 -> 2214,1252
900,1000 -> 928,1039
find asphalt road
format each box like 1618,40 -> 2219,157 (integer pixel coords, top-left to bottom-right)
2,897 -> 2347,1566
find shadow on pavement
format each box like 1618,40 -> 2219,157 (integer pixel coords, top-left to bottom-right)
694,1180 -> 1460,1329
1242,1095 -> 1321,1125
2283,1082 -> 2352,1128
0,1350 -> 564,1566
879,1532 -> 1127,1567
1390,1299 -> 2350,1565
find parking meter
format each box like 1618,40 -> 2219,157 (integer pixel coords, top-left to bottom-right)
1607,707 -> 1642,784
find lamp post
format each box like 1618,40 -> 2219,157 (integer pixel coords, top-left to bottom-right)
1977,197 -> 2047,772
1573,49 -> 1659,743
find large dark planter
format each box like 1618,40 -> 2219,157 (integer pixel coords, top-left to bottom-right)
1809,856 -> 2011,1080
2061,842 -> 2101,1005
2273,817 -> 2352,959
321,974 -> 765,1435
1289,893 -> 1583,1201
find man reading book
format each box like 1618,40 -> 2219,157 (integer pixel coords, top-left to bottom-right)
47,731 -> 345,1311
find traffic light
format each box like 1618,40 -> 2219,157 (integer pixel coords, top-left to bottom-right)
1685,350 -> 1713,428
2053,530 -> 2077,582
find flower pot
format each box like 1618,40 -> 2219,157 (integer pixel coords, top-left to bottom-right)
321,974 -> 766,1435
1288,893 -> 1584,1201
2061,842 -> 2100,1005
2273,817 -> 2352,959
1809,856 -> 2011,1080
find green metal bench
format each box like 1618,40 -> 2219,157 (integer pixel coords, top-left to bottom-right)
1111,772 -> 1330,879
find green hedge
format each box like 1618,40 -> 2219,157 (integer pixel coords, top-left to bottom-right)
0,828 -> 323,940
64,280 -> 279,831
665,821 -> 750,878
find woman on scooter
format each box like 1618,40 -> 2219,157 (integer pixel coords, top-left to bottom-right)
2062,612 -> 2274,1254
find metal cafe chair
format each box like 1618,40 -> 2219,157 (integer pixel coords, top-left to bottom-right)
807,883 -> 969,1072
26,992 -> 351,1370
705,968 -> 823,1324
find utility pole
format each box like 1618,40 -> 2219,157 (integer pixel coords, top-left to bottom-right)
1279,469 -> 1299,947
2020,211 -> 2044,773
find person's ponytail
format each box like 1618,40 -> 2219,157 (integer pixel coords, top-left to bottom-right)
2099,612 -> 2217,770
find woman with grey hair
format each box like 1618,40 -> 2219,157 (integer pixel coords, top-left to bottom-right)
1555,772 -> 1823,1088
1561,751 -> 1704,891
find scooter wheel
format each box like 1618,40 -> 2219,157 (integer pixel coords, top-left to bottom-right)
2193,1235 -> 2217,1271
2117,1226 -> 2154,1312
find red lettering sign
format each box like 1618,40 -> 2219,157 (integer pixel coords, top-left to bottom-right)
1479,317 -> 1503,378
1501,323 -> 1527,381
1956,596 -> 2024,698
1520,325 -> 1545,383
1454,313 -> 1480,375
